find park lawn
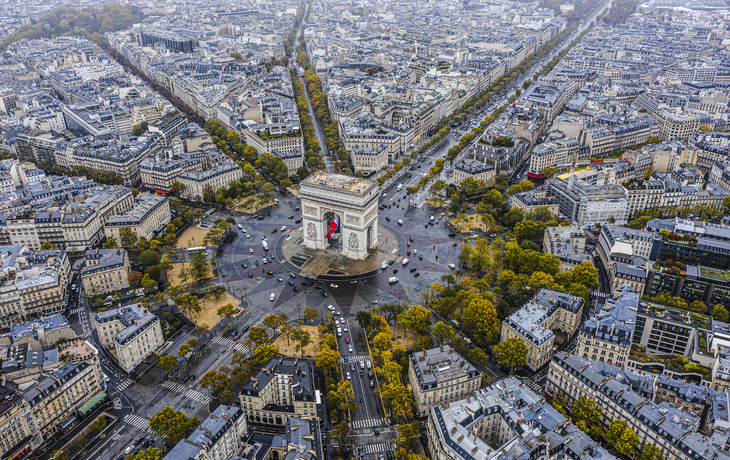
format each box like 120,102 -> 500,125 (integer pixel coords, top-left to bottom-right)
236,193 -> 272,213
177,226 -> 211,249
451,213 -> 487,232
168,262 -> 212,285
390,324 -> 413,350
272,325 -> 322,358
426,197 -> 444,209
194,292 -> 241,327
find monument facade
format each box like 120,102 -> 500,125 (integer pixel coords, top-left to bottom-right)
299,172 -> 379,260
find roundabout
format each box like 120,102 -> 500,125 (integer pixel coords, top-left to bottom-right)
215,173 -> 462,322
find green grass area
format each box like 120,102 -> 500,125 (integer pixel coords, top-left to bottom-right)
700,266 -> 730,282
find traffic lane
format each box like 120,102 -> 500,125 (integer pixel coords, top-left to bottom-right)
350,323 -> 384,420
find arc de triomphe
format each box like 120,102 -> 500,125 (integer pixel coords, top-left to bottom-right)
299,172 -> 379,260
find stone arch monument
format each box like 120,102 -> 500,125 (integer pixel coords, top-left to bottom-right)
299,172 -> 379,260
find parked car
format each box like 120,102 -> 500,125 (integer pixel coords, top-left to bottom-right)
270,293 -> 275,301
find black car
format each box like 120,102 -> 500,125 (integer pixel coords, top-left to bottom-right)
386,451 -> 394,460
393,269 -> 398,274
302,280 -> 310,286
419,254 -> 423,260
408,174 -> 412,178
272,228 -> 277,233
452,243 -> 458,247
385,217 -> 390,221
448,232 -> 456,237
135,436 -> 146,445
317,280 -> 325,284
255,260 -> 259,266
293,287 -> 299,292
414,272 -> 420,277
295,219 -> 302,224
257,216 -> 265,220
248,272 -> 253,278
425,224 -> 428,228
294,207 -> 300,211
242,263 -> 248,268
288,280 -> 294,286
410,268 -> 417,273
289,215 -> 295,219
409,237 -> 414,242
315,285 -> 323,289
322,292 -> 329,297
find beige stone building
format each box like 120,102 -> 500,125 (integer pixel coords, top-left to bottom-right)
542,225 -> 590,271
500,289 -> 584,371
510,189 -> 559,215
452,159 -> 496,189
94,303 -> 163,373
239,356 -> 319,427
408,345 -> 481,417
350,146 -> 390,175
80,248 -> 130,296
104,193 -> 171,243
178,158 -> 243,201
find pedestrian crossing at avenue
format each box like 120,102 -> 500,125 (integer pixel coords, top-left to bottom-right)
340,354 -> 370,364
115,378 -> 133,391
161,379 -> 212,404
359,443 -> 393,454
184,389 -> 212,405
351,417 -> 387,429
124,414 -> 151,432
213,336 -> 253,356
70,307 -> 84,315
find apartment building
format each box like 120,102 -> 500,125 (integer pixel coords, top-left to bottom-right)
178,158 -> 243,201
576,286 -> 638,367
408,345 -> 481,417
0,386 -> 34,459
510,190 -> 559,215
654,108 -> 701,141
546,178 -> 630,226
427,376 -> 619,460
271,149 -> 303,177
645,264 -> 730,307
162,404 -> 247,460
527,137 -> 580,178
242,123 -> 305,156
16,131 -> 64,164
0,313 -> 76,350
104,193 -> 170,243
148,112 -> 188,146
60,136 -> 157,186
23,360 -> 104,451
80,248 -> 130,296
633,301 -> 711,360
452,159 -> 495,189
542,225 -> 590,271
140,153 -> 201,191
94,303 -> 163,373
350,146 -> 389,175
547,352 -> 730,460
500,289 -> 584,371
239,356 -> 319,428
646,218 -> 730,270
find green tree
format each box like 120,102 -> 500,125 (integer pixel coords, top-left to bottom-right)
217,303 -> 236,320
103,236 -> 118,249
189,250 -> 209,282
141,274 -> 157,292
252,343 -> 279,367
128,448 -> 164,460
337,381 -> 359,412
89,415 -> 107,433
331,421 -> 351,453
432,321 -> 456,345
461,298 -> 499,344
119,227 -> 138,248
356,310 -> 373,330
199,370 -> 228,399
636,444 -> 664,460
303,306 -> 319,323
571,261 -> 599,289
711,304 -> 730,322
373,332 -> 392,353
291,327 -> 312,356
75,437 -> 87,450
149,406 -> 200,447
466,348 -> 487,366
41,241 -> 56,250
128,270 -> 143,286
383,383 -> 414,422
315,347 -> 340,372
398,304 -> 431,336
615,427 -> 640,456
139,249 -> 160,266
132,124 -> 145,136
159,354 -> 178,372
605,419 -> 627,445
247,326 -> 269,346
494,338 -> 528,371
50,449 -> 69,460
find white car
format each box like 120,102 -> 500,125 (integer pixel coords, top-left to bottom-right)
237,224 -> 243,229
330,283 -> 338,288
281,226 -> 286,232
246,233 -> 250,238
343,325 -> 348,332
449,264 -> 456,269
270,293 -> 276,301
346,372 -> 351,380
348,344 -> 353,353
340,318 -> 346,324
372,300 -> 378,304
327,305 -> 335,311
250,248 -> 254,253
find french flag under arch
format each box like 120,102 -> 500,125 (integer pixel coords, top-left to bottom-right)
326,215 -> 340,239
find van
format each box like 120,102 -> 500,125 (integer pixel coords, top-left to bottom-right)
397,184 -> 403,191
337,327 -> 342,337
401,258 -> 409,266
397,220 -> 403,225
429,216 -> 435,222
389,277 -> 399,283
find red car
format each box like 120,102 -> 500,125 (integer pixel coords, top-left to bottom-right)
345,337 -> 350,344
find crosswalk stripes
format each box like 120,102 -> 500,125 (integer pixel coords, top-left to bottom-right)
79,330 -> 92,338
70,307 -> 84,315
213,336 -> 253,357
360,443 -> 393,454
113,398 -> 123,410
116,378 -> 133,391
184,389 -> 212,405
593,292 -> 607,298
340,354 -> 370,364
124,414 -> 151,432
351,417 -> 387,429
161,380 -> 187,393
